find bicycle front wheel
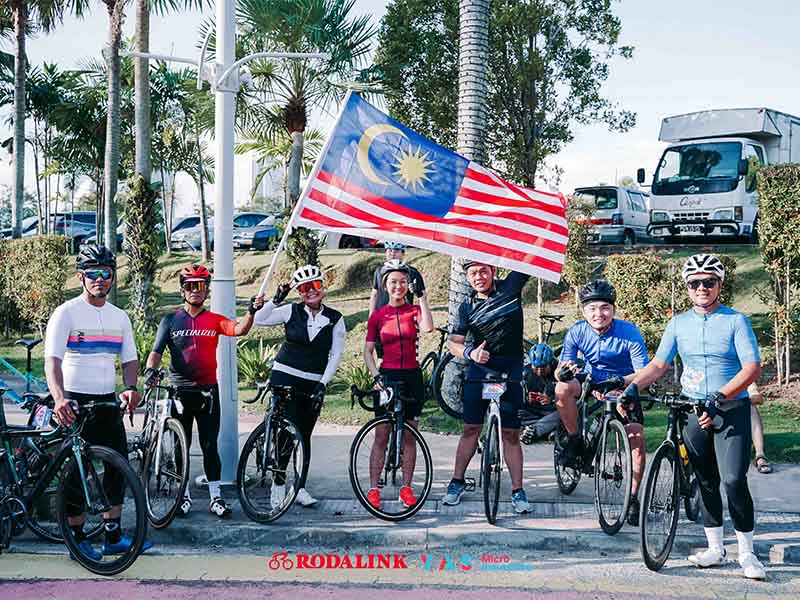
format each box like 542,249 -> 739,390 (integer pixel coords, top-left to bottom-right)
641,441 -> 680,571
349,416 -> 432,522
432,352 -> 465,419
594,418 -> 632,535
237,418 -> 306,523
482,416 -> 501,525
57,445 -> 147,576
143,418 -> 190,529
420,351 -> 438,403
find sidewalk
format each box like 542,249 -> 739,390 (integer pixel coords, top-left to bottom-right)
5,396 -> 800,563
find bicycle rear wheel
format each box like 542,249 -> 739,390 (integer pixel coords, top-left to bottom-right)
482,416 -> 501,525
57,445 -> 147,576
594,419 -> 632,535
432,352 -> 465,419
349,416 -> 432,522
641,441 -> 680,571
237,418 -> 306,523
420,351 -> 438,403
142,418 -> 189,529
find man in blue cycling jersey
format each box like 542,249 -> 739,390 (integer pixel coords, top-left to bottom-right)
623,254 -> 765,580
554,280 -> 649,526
442,260 -> 531,514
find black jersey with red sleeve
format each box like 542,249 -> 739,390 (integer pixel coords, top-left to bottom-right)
152,308 -> 238,387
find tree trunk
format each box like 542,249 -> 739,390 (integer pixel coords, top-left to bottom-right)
33,122 -> 43,234
785,262 -> 791,385
196,128 -> 211,261
287,130 -> 304,206
159,163 -> 171,255
103,0 -> 125,302
134,0 -> 151,180
442,0 -> 492,408
11,0 -> 26,239
537,278 -> 543,342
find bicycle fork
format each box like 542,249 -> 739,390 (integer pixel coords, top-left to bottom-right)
71,441 -> 111,514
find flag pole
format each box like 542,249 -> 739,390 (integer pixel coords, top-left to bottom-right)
258,89 -> 354,296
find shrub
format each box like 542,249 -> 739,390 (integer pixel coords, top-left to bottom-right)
335,362 -> 374,392
237,338 -> 279,384
0,236 -> 71,335
123,175 -> 161,330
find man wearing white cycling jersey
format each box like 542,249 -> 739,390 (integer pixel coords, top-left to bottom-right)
623,254 -> 765,580
45,244 -> 152,561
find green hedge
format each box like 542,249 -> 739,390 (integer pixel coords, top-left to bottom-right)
605,252 -> 737,351
0,236 -> 71,335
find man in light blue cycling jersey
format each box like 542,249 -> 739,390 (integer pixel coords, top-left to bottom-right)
623,254 -> 765,580
554,279 -> 649,526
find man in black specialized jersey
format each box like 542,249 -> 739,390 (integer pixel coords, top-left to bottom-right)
442,260 -> 532,513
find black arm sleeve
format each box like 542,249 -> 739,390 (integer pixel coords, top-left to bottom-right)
450,301 -> 470,337
151,315 -> 172,355
504,270 -> 531,295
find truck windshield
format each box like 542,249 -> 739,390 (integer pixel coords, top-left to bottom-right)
652,142 -> 741,195
574,189 -> 617,210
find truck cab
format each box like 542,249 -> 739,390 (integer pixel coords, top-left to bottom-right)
640,108 -> 800,242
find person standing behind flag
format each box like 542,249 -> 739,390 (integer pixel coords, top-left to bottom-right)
442,261 -> 532,514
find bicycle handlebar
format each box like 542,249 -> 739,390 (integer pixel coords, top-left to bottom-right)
649,394 -> 702,411
464,364 -> 521,385
350,385 -> 379,412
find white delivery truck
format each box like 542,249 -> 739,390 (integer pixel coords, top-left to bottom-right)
638,108 -> 800,242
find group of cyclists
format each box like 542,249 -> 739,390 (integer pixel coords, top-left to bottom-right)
40,239 -> 767,579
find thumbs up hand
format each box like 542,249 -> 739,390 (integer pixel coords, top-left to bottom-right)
470,340 -> 490,364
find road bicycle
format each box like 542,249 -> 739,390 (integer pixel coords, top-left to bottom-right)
640,393 -> 705,571
349,379 -> 433,521
419,326 -> 449,402
236,383 -> 306,523
0,387 -> 147,576
128,370 -> 190,529
552,370 -> 633,535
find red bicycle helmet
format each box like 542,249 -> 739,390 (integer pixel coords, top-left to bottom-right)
180,264 -> 211,285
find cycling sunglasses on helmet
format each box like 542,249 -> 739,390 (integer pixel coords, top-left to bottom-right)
82,268 -> 113,281
297,280 -> 323,294
182,280 -> 208,293
687,277 -> 719,290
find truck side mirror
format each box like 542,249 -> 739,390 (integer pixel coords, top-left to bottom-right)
636,168 -> 645,184
738,159 -> 749,176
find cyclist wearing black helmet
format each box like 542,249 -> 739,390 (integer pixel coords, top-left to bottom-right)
442,260 -> 532,513
554,279 -> 649,525
520,343 -> 560,444
44,245 -> 152,559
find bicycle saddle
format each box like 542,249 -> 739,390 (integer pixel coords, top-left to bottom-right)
14,338 -> 42,350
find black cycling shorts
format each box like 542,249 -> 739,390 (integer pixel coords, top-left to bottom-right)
463,357 -> 523,429
375,367 -> 425,420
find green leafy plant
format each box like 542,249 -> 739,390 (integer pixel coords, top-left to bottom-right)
237,338 -> 279,385
336,362 -> 374,392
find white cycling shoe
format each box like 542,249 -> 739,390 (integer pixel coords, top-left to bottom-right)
739,552 -> 766,580
688,547 -> 727,567
295,488 -> 318,507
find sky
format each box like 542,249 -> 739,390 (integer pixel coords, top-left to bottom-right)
2,0 -> 800,207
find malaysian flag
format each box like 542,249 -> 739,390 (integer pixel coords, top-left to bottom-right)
292,92 -> 568,282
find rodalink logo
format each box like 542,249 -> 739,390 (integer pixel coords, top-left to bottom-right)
268,551 -> 408,571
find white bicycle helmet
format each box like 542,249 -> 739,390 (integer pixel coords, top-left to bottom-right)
291,264 -> 323,288
380,259 -> 411,287
682,253 -> 725,282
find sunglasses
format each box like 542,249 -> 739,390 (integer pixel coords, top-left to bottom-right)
82,269 -> 113,281
298,280 -> 323,294
687,278 -> 719,290
182,281 -> 208,293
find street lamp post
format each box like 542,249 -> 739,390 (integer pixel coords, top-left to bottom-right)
123,0 -> 328,483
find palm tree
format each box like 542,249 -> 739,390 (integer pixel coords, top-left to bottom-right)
234,0 -> 376,215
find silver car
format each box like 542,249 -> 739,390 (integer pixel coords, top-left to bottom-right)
170,212 -> 269,251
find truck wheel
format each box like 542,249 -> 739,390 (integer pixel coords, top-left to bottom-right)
623,230 -> 635,248
750,217 -> 759,244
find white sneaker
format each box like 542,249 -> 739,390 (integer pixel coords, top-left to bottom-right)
688,547 -> 727,568
295,488 -> 318,507
270,484 -> 286,509
739,552 -> 766,580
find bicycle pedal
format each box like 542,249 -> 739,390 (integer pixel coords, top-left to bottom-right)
464,478 -> 476,492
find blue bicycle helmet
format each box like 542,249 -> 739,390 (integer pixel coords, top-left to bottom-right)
383,241 -> 406,251
529,343 -> 555,368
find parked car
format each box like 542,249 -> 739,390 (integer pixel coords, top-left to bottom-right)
573,186 -> 650,246
80,223 -> 125,251
232,216 -> 279,250
0,216 -> 39,239
170,212 -> 269,251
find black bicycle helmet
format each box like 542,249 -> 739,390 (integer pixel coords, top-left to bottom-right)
76,244 -> 116,271
578,279 -> 616,305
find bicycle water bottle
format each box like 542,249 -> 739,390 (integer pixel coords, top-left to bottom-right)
679,442 -> 689,467
586,415 -> 602,448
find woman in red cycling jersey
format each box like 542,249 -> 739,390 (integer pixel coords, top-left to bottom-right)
363,259 -> 434,510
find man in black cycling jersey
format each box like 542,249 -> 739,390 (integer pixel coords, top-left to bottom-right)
442,260 -> 531,514
623,254 -> 765,580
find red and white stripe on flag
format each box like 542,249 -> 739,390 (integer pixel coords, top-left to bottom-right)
294,162 -> 568,283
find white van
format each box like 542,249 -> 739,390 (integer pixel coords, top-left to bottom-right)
573,186 -> 650,246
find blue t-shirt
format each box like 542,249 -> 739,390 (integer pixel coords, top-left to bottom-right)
561,319 -> 649,382
655,305 -> 760,401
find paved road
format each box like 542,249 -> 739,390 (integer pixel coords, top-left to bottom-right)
2,550 -> 800,598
